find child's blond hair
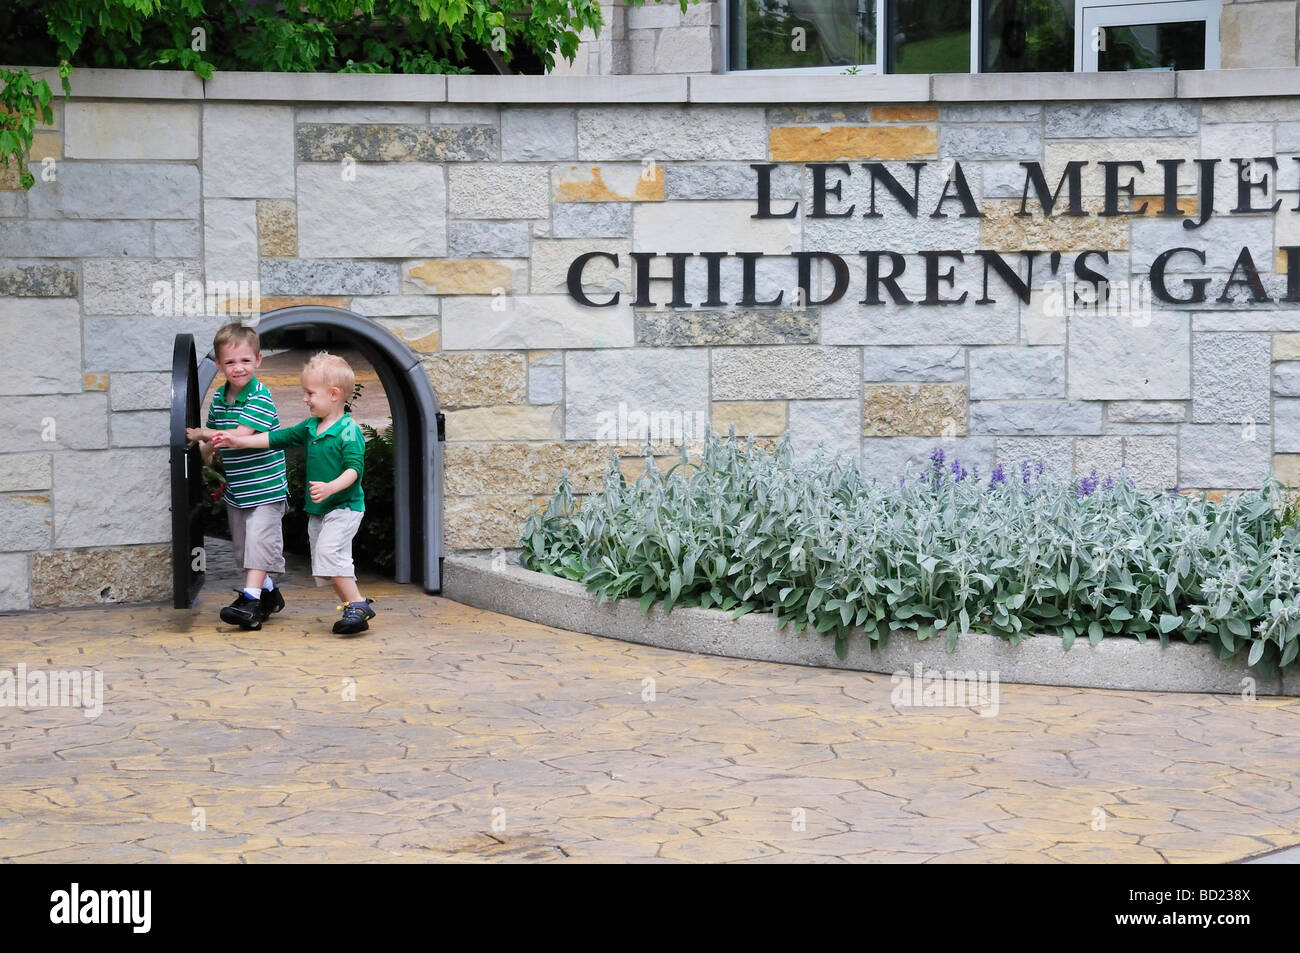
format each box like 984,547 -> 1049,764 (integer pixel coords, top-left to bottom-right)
303,351 -> 355,397
213,322 -> 261,358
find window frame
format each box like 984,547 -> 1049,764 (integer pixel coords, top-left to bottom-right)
1074,0 -> 1222,71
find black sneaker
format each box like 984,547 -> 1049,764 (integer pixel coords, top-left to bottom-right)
263,586 -> 285,614
333,598 -> 376,635
220,590 -> 267,630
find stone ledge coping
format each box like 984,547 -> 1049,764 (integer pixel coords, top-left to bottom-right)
442,554 -> 1295,697
8,65 -> 1300,104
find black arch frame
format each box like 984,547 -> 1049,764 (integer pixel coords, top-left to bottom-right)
197,306 -> 444,592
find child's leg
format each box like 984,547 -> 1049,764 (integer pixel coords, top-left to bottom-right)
332,576 -> 364,604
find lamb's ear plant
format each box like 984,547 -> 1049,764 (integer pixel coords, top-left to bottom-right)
519,433 -> 1300,674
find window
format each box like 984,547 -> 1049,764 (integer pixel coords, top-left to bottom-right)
1075,1 -> 1222,71
725,0 -> 1220,73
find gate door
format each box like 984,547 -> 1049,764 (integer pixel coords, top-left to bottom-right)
170,334 -> 206,608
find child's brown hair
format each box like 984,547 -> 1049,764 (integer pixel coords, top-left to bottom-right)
212,322 -> 261,358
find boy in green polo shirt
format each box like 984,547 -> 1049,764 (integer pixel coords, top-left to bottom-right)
186,323 -> 289,631
214,351 -> 375,636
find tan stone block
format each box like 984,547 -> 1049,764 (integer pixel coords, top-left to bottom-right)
257,296 -> 348,312
445,494 -> 547,549
1221,1 -> 1297,70
405,259 -> 516,294
1274,454 -> 1300,487
554,164 -> 664,202
445,442 -> 614,495
421,352 -> 526,408
863,383 -> 966,437
871,106 -> 939,123
1274,333 -> 1300,360
444,405 -> 560,441
1131,196 -> 1196,217
530,239 -> 631,294
711,401 -> 786,437
256,200 -> 296,257
769,125 -> 937,161
83,374 -> 108,391
980,199 -> 1129,252
0,158 -> 21,190
31,544 -> 170,608
28,132 -> 61,160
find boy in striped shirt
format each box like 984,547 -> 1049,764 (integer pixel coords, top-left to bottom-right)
186,323 -> 289,630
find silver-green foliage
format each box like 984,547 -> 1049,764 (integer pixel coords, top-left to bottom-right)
520,433 -> 1300,674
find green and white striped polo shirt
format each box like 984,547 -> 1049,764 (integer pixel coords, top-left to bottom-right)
206,376 -> 289,508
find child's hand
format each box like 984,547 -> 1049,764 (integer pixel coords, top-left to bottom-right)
308,480 -> 332,503
211,431 -> 236,448
185,427 -> 208,444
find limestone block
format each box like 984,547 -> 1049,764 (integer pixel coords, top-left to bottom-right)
1192,333 -> 1272,423
0,297 -> 82,394
711,346 -> 859,400
442,295 -> 634,349
297,163 -> 447,257
577,106 -> 767,161
969,347 -> 1064,400
565,349 -> 709,440
65,102 -> 198,159
421,352 -> 527,409
862,346 -> 965,381
1068,310 -> 1190,400
863,383 -> 966,437
52,449 -> 169,546
449,164 -> 548,219
502,108 -> 577,160
1179,424 -> 1272,488
203,104 -> 295,198
31,544 -> 170,607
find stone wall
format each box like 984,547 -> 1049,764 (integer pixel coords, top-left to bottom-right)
4,68 -> 1300,609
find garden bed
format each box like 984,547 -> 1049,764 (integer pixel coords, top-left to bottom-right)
442,553 -> 1294,696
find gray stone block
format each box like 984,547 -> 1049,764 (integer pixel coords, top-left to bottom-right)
0,493 -> 52,551
297,163 -> 447,258
203,104 -> 295,198
766,106 -> 871,124
1130,215 -> 1275,275
1273,362 -> 1300,397
787,399 -> 859,464
502,108 -> 576,160
110,372 -> 171,411
1068,311 -> 1190,401
260,260 -> 398,296
110,411 -> 167,448
1108,401 -> 1187,423
970,401 -> 1103,436
449,164 -> 549,219
0,297 -> 82,395
711,346 -> 859,400
448,221 -> 530,259
0,394 -> 108,451
0,454 -> 52,492
969,346 -> 1064,400
1192,333 -> 1272,423
1044,101 -> 1197,138
995,437 -> 1073,480
552,202 -> 632,238
26,163 -> 200,219
296,124 -> 497,162
153,221 -> 201,257
83,316 -> 229,373
939,104 -> 1042,122
0,553 -> 29,611
1075,436 -> 1124,479
636,307 -> 817,347
664,162 -> 801,200
1123,435 -> 1178,490
83,258 -> 201,316
938,124 -> 1040,161
1180,424 -> 1272,487
0,192 -> 27,217
862,346 -> 965,382
0,220 -> 151,258
861,437 -> 996,481
528,361 -> 563,405
1276,400 -> 1300,453
53,449 -> 169,547
577,105 -> 767,160
564,349 -> 709,441
0,263 -> 78,296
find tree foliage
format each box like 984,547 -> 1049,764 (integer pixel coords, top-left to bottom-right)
0,0 -> 691,187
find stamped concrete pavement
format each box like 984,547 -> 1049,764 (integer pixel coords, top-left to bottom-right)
2,569 -> 1300,863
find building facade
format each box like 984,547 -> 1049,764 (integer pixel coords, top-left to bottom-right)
4,1 -> 1300,608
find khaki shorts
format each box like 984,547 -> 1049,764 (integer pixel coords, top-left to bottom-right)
227,500 -> 286,574
307,508 -> 365,586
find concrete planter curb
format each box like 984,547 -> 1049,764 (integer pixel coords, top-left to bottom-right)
443,554 -> 1294,697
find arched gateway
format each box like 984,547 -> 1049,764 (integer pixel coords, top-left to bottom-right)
170,306 -> 444,608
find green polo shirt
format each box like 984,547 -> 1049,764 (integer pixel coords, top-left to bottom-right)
205,376 -> 288,508
268,413 -> 366,515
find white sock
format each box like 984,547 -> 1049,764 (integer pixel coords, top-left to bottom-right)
243,587 -> 262,599
262,577 -> 275,591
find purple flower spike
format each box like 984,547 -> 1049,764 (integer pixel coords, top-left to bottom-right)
930,447 -> 945,469
1035,460 -> 1046,477
1020,460 -> 1032,484
951,459 -> 968,482
989,464 -> 1007,489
